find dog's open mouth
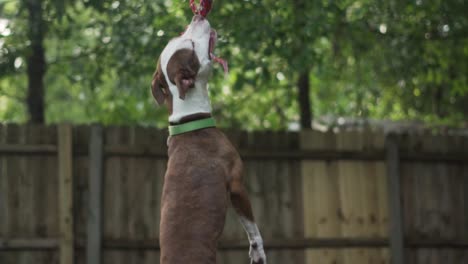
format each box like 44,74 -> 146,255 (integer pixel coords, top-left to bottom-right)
209,29 -> 228,74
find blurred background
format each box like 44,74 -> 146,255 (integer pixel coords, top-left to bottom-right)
0,0 -> 466,129
0,0 -> 467,264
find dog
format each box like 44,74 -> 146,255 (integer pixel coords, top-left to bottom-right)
151,15 -> 267,264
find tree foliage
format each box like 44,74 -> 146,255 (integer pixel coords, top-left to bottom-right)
0,0 -> 467,129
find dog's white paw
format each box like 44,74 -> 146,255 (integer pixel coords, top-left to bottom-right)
249,241 -> 267,264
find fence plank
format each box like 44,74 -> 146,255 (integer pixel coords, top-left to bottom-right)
87,125 -> 104,264
0,126 -> 6,237
58,124 -> 74,264
465,165 -> 468,240
386,134 -> 405,264
460,164 -> 468,241
376,162 -> 389,238
103,127 -> 126,264
302,131 -> 341,264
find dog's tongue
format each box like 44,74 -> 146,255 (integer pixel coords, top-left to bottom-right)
211,54 -> 228,74
209,29 -> 228,74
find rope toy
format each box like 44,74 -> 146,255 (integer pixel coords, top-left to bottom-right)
190,0 -> 213,17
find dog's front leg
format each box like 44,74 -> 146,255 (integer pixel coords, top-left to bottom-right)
229,164 -> 267,264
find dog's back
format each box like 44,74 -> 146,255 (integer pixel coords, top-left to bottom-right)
160,128 -> 240,263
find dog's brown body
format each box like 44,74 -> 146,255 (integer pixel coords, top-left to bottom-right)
160,128 -> 247,263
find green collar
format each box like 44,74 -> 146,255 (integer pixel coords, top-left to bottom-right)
168,117 -> 216,136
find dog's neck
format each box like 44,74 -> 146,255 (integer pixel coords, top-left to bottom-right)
168,79 -> 212,123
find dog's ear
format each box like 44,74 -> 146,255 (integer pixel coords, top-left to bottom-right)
151,58 -> 168,105
167,49 -> 200,100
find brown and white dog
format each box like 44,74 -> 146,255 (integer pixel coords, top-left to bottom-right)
151,15 -> 267,264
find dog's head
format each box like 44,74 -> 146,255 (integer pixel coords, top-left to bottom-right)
152,15 -> 217,109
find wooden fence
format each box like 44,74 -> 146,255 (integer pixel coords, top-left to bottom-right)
0,124 -> 467,264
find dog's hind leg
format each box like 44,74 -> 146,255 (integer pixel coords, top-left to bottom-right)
229,162 -> 267,264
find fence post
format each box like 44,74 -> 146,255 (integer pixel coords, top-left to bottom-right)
87,125 -> 104,264
385,134 -> 405,264
58,124 -> 74,264
465,163 -> 468,244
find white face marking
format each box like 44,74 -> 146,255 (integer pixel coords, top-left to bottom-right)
159,16 -> 214,123
239,216 -> 267,263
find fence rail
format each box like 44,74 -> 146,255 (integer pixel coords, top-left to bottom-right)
2,144 -> 468,162
3,237 -> 468,252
